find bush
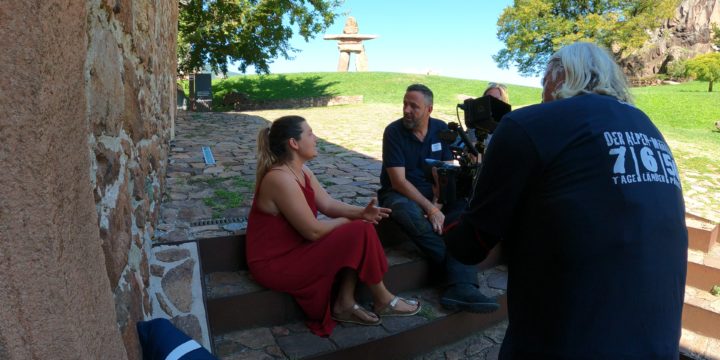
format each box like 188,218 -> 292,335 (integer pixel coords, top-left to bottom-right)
666,59 -> 688,81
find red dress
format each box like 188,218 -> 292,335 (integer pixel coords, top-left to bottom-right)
246,172 -> 388,337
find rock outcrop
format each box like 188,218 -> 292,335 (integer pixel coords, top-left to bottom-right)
623,0 -> 720,78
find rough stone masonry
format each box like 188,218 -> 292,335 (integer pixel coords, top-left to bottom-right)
0,0 -> 177,359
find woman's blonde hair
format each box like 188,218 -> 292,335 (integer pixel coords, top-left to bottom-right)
544,42 -> 633,104
483,82 -> 510,104
255,115 -> 306,189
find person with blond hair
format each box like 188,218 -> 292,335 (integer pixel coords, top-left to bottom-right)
483,82 -> 510,104
246,115 -> 420,337
445,42 -> 687,359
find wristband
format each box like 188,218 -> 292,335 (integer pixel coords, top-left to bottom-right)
428,207 -> 440,216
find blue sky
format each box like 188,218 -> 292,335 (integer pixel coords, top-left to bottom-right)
234,0 -> 543,88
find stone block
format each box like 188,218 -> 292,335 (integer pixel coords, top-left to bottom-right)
380,315 -> 428,333
161,259 -> 195,312
329,324 -> 389,348
115,271 -> 144,360
465,337 -> 495,357
223,350 -> 273,360
223,328 -> 275,350
156,248 -> 191,263
276,333 -> 334,359
170,315 -> 203,345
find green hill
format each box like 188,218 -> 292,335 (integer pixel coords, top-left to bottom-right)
209,72 -> 540,111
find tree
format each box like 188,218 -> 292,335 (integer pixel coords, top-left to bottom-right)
178,0 -> 341,76
685,52 -> 720,92
493,0 -> 680,76
713,23 -> 720,48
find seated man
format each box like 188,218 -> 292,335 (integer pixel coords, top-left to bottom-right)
377,83 -> 499,313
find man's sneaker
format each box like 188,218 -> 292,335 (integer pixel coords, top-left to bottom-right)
440,283 -> 500,313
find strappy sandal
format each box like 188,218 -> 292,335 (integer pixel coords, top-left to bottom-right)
331,304 -> 382,326
375,296 -> 421,317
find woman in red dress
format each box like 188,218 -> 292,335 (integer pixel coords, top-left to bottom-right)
246,115 -> 420,337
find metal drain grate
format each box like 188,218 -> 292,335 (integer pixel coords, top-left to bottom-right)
202,146 -> 216,165
190,217 -> 246,227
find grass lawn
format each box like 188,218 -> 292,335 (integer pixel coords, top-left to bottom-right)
207,72 -> 720,221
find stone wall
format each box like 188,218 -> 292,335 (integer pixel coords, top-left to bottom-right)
0,0 -> 177,359
87,0 -> 178,357
148,242 -> 211,349
623,0 -> 720,78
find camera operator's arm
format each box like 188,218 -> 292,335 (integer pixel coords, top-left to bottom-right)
386,166 -> 444,234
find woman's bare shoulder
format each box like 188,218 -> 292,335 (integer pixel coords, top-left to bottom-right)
261,167 -> 295,189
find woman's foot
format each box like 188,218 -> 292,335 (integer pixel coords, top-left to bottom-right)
374,296 -> 421,317
331,304 -> 381,325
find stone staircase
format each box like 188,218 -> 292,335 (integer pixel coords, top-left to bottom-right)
187,215 -> 720,359
680,215 -> 720,359
197,232 -> 509,359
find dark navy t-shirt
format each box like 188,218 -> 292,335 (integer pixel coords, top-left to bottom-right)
379,117 -> 452,200
449,94 -> 688,359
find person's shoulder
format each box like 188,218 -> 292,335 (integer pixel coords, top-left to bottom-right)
300,165 -> 316,179
506,94 -> 593,121
261,168 -> 296,189
429,117 -> 447,126
384,118 -> 406,135
385,118 -> 404,129
429,117 -> 449,131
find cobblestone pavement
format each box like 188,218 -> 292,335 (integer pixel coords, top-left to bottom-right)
156,107 -> 720,358
157,107 -> 719,243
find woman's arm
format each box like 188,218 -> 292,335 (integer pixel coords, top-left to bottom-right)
306,167 -> 390,224
259,170 -> 349,241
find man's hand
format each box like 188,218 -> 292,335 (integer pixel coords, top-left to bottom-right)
426,206 -> 445,234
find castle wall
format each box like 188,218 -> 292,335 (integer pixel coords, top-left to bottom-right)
0,0 -> 177,358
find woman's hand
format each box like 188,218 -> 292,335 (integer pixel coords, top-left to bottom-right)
361,198 -> 391,224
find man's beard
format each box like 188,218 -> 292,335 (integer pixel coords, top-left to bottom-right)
402,116 -> 420,130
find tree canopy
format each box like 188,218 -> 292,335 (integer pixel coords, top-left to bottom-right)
178,0 -> 341,76
493,0 -> 680,76
685,52 -> 720,92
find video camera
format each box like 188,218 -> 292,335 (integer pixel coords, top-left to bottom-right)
457,95 -> 512,153
429,95 -> 511,204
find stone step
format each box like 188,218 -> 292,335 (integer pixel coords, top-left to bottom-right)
680,328 -> 720,360
199,230 -> 445,334
204,254 -> 432,335
682,285 -> 720,340
687,247 -> 720,292
686,216 -> 719,254
212,283 -> 508,360
197,219 -> 411,274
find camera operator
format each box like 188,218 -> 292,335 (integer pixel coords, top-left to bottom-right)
445,42 -> 687,359
479,82 -> 510,151
461,82 -> 512,165
484,82 -> 510,104
378,84 -> 499,313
